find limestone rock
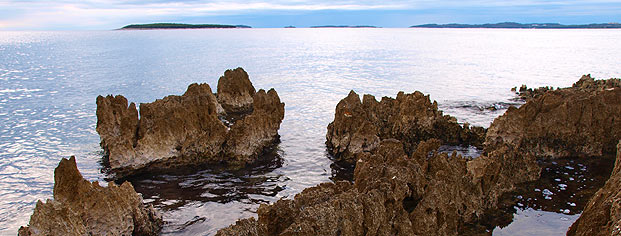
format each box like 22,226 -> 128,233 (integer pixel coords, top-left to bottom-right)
217,67 -> 257,114
96,68 -> 284,179
513,75 -> 620,101
224,89 -> 285,165
326,90 -> 486,162
567,140 -> 621,236
217,139 -> 539,236
18,156 -> 162,236
487,84 -> 621,159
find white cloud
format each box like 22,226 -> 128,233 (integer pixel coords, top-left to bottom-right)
0,0 -> 619,29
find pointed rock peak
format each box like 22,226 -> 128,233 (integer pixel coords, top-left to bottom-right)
53,156 -> 84,202
217,67 -> 257,114
218,67 -> 256,95
184,83 -> 214,96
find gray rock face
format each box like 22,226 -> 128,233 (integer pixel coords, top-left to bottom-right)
326,90 -> 485,163
18,156 -> 162,236
567,140 -> 621,236
96,68 -> 284,179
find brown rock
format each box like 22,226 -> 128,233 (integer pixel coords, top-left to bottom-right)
224,89 -> 285,165
217,139 -> 540,236
326,90 -> 486,162
217,67 -> 257,114
486,86 -> 621,159
18,156 -> 162,236
96,68 -> 285,179
567,140 -> 621,236
514,75 -> 620,101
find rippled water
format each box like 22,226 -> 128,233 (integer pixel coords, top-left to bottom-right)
0,29 -> 620,235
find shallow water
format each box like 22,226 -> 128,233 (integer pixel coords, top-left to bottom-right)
0,29 -> 620,235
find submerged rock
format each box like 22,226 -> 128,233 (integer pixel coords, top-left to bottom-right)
217,139 -> 539,236
96,68 -> 284,179
567,140 -> 621,236
326,90 -> 485,163
18,156 -> 162,236
487,81 -> 621,159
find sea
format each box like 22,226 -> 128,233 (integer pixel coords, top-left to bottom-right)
0,28 -> 619,235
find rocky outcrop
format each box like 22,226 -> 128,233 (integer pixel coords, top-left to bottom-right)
18,156 -> 162,236
567,140 -> 621,236
217,139 -> 539,236
487,81 -> 621,159
217,68 -> 256,114
326,90 -> 485,162
512,74 -> 620,101
96,68 -> 285,179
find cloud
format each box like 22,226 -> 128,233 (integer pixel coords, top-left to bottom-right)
0,0 -> 619,29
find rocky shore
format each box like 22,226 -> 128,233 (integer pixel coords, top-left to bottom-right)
568,140 -> 621,236
326,90 -> 486,163
18,157 -> 162,236
219,75 -> 621,235
512,74 -> 621,101
96,68 -> 285,179
492,75 -> 621,159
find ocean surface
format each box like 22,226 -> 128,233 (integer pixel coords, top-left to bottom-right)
0,28 -> 619,235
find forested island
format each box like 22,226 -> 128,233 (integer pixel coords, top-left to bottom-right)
120,23 -> 251,29
411,22 -> 621,29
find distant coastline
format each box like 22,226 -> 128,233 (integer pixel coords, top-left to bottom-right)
119,23 -> 252,30
310,25 -> 379,28
410,22 -> 621,29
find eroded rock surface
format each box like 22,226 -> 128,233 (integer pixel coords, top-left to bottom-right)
326,90 -> 485,162
18,156 -> 162,236
567,140 -> 621,236
96,68 -> 284,179
487,82 -> 621,159
217,139 -> 539,236
513,74 -> 620,101
217,68 -> 256,114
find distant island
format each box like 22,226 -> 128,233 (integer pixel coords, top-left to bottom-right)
410,22 -> 621,29
120,23 -> 251,30
310,25 -> 379,28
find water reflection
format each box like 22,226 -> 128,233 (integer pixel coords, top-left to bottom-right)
491,155 -> 615,235
129,147 -> 286,234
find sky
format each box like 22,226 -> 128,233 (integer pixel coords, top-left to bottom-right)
0,0 -> 620,30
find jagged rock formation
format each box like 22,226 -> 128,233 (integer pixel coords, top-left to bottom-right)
488,79 -> 621,159
96,68 -> 285,179
217,139 -> 539,236
220,75 -> 620,235
326,90 -> 485,162
18,156 -> 162,236
512,74 -> 621,101
217,68 -> 256,114
567,140 -> 621,236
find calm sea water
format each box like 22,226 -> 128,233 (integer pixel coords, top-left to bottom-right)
0,28 -> 619,235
